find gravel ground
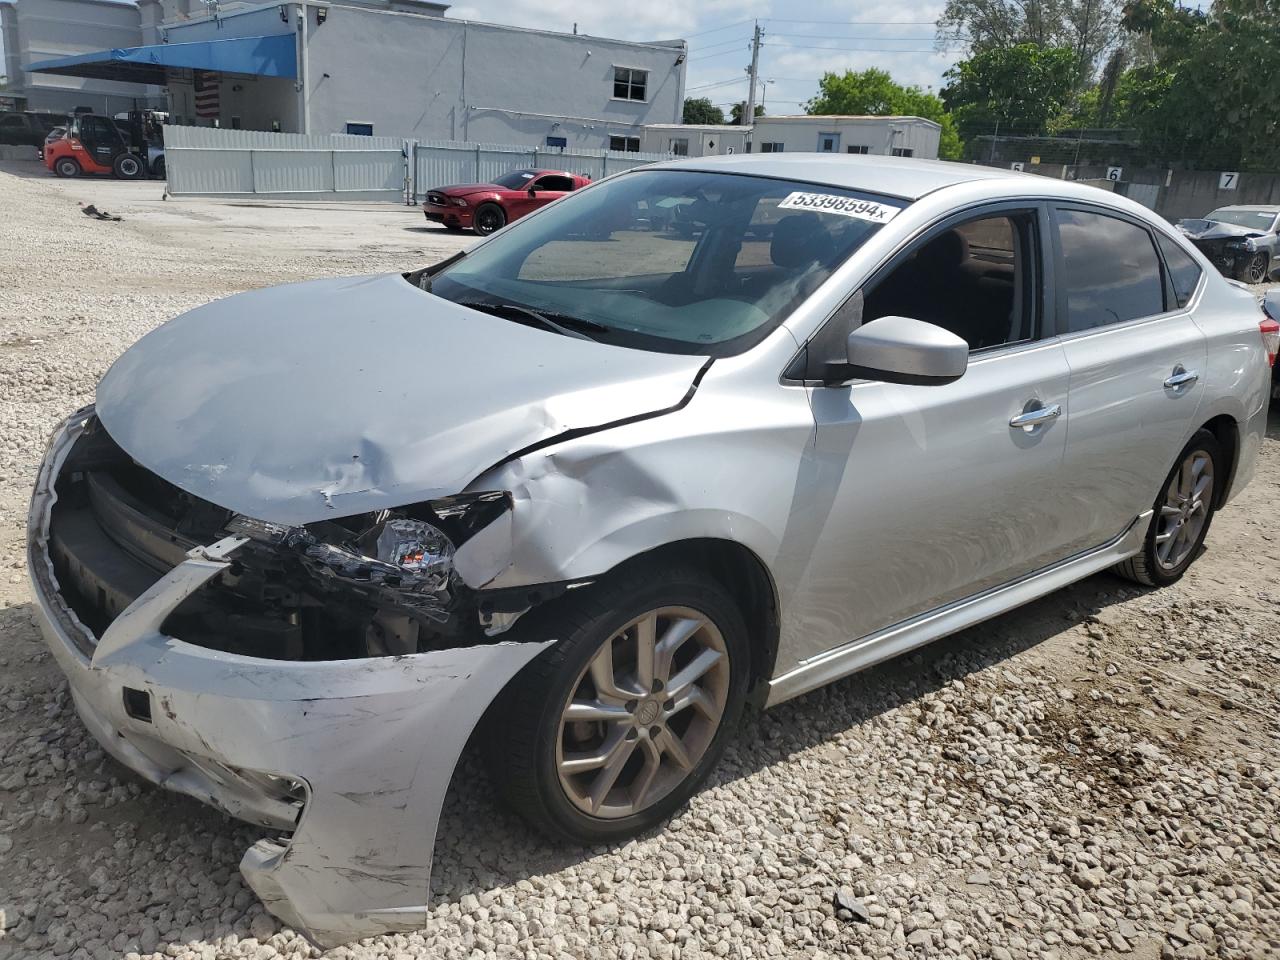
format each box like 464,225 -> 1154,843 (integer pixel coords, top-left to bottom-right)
1,168 -> 1279,960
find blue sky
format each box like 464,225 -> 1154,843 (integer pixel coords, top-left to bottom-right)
450,0 -> 960,114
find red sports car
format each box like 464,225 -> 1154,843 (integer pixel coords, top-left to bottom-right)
423,168 -> 591,235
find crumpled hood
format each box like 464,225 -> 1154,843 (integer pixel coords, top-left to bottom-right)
1176,219 -> 1261,241
96,274 -> 706,525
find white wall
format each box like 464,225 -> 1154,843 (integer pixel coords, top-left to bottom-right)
2,0 -> 162,113
751,117 -> 941,160
298,4 -> 685,147
641,125 -> 749,157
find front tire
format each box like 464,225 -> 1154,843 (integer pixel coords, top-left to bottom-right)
54,157 -> 80,178
485,565 -> 749,845
473,202 -> 506,236
1114,428 -> 1222,587
1238,251 -> 1269,284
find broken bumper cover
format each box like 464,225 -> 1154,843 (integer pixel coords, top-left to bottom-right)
27,409 -> 550,947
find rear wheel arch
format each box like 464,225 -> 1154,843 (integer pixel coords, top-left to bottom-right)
1202,413 -> 1239,509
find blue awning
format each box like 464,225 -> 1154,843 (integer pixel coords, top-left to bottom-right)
27,35 -> 296,86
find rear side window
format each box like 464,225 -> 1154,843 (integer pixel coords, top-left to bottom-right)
1157,233 -> 1203,308
1055,209 -> 1164,333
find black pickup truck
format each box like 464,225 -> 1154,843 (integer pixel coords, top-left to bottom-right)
0,111 -> 65,147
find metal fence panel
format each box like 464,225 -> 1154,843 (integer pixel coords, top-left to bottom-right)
163,126 -> 672,201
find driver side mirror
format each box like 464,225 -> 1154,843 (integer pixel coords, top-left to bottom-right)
527,186 -> 537,197
824,316 -> 968,386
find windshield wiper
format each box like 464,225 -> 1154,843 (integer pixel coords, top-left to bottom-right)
458,301 -> 609,341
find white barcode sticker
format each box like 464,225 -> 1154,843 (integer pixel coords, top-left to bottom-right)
777,191 -> 899,223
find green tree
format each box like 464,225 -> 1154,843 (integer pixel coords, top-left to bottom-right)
730,102 -> 764,125
806,68 -> 962,159
941,44 -> 1079,140
1118,0 -> 1280,170
936,0 -> 1124,84
682,97 -> 725,125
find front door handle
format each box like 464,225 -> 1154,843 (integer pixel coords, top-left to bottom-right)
1164,367 -> 1199,389
1009,403 -> 1062,430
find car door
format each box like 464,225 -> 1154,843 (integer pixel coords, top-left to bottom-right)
523,174 -> 573,214
1050,205 -> 1208,554
785,203 -> 1079,663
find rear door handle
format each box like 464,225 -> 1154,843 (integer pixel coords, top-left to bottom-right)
1009,403 -> 1062,430
1164,367 -> 1199,389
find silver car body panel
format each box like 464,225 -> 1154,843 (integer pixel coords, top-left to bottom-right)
27,158 -> 1271,946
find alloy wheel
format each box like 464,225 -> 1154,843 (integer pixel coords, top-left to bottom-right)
1246,252 -> 1268,284
475,207 -> 503,234
555,606 -> 730,819
1154,448 -> 1214,570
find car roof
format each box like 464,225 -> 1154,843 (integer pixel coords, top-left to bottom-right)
1208,204 -> 1280,212
647,153 -> 1037,201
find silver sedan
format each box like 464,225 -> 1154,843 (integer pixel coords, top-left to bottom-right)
27,154 -> 1274,946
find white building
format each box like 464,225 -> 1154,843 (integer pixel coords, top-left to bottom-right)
749,115 -> 940,159
23,0 -> 687,148
640,123 -> 749,158
0,0 -> 165,114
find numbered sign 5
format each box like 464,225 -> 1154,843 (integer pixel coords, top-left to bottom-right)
1107,167 -> 1123,182
1219,171 -> 1239,190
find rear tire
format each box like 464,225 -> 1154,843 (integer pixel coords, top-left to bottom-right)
484,564 -> 749,845
152,156 -> 165,180
1114,428 -> 1223,587
113,153 -> 145,180
473,202 -> 506,236
54,157 -> 80,178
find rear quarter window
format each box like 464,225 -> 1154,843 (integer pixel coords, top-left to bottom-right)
1156,233 -> 1203,308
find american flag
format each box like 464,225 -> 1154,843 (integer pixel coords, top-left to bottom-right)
194,71 -> 220,119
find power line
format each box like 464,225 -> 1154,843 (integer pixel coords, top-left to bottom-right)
683,18 -> 755,39
762,17 -> 939,25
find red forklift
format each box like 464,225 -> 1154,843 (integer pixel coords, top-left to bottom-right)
44,110 -> 164,180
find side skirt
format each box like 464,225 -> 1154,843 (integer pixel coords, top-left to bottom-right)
765,511 -> 1152,707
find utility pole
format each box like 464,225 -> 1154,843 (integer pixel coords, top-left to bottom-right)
743,21 -> 762,125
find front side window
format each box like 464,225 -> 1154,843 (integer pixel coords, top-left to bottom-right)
863,212 -> 1037,351
613,67 -> 647,101
609,135 -> 640,153
1056,208 -> 1164,333
428,170 -> 907,356
1157,233 -> 1203,308
533,174 -> 574,192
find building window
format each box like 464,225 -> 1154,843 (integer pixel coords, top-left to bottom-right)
609,135 -> 640,153
891,147 -> 914,157
847,144 -> 869,154
759,142 -> 784,153
818,132 -> 840,152
346,122 -> 373,136
613,67 -> 648,101
545,135 -> 568,149
669,137 -> 689,156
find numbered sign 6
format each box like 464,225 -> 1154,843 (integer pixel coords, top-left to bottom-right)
1010,161 -> 1025,172
1107,167 -> 1123,182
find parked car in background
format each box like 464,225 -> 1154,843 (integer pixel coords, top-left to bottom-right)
423,168 -> 590,235
1263,290 -> 1280,399
29,155 -> 1272,947
1177,205 -> 1280,283
39,125 -> 67,161
0,110 -> 64,148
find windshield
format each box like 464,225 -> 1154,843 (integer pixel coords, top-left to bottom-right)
1207,208 -> 1278,229
429,169 -> 906,355
492,170 -> 539,189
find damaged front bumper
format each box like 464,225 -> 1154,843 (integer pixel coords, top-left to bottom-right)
27,409 -> 550,947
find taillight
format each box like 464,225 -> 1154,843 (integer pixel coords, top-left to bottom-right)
1259,316 -> 1280,367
